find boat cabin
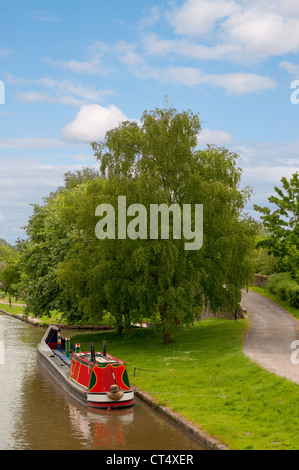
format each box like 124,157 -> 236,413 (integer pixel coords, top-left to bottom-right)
43,325 -> 131,396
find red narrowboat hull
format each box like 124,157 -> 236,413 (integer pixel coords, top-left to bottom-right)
37,325 -> 134,409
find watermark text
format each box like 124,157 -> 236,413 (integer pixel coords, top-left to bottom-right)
290,340 -> 299,364
290,80 -> 299,104
95,196 -> 203,251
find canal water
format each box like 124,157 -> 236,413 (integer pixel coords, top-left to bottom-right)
0,312 -> 205,450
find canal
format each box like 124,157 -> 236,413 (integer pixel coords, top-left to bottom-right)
0,312 -> 205,450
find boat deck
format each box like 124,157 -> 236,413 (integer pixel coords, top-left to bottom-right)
53,349 -> 72,366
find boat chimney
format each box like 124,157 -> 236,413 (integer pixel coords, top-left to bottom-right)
90,342 -> 96,362
57,325 -> 62,352
103,337 -> 106,357
65,337 -> 70,357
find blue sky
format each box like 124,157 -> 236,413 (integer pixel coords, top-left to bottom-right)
0,0 -> 299,244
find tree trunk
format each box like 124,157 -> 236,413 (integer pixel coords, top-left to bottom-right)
163,329 -> 172,344
159,304 -> 172,343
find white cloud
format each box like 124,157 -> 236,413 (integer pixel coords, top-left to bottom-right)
234,139 -> 299,166
211,72 -> 276,94
115,41 -> 143,66
197,128 -> 233,146
45,40 -> 144,75
0,158 -> 85,243
143,33 -> 242,62
10,74 -> 115,106
15,91 -> 54,104
233,140 -> 299,195
224,7 -> 299,62
279,60 -> 299,76
0,138 -> 67,149
44,56 -> 103,75
63,104 -> 136,143
162,67 -> 275,94
170,0 -> 238,36
242,165 -> 299,184
43,41 -> 112,75
139,5 -> 165,30
0,47 -> 12,59
26,10 -> 59,23
166,0 -> 299,63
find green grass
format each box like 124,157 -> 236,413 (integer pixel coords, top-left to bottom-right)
0,303 -> 26,315
0,291 -> 26,305
0,303 -> 113,326
70,320 -> 299,450
0,290 -> 112,325
0,300 -> 63,324
249,286 -> 299,319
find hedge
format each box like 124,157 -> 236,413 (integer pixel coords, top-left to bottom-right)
266,273 -> 299,309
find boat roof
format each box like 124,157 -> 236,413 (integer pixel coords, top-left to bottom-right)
41,325 -> 125,365
74,352 -> 119,364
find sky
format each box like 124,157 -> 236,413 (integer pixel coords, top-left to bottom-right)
0,0 -> 299,244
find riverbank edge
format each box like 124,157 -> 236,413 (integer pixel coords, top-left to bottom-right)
0,308 -> 229,451
133,386 -> 229,450
0,308 -> 114,330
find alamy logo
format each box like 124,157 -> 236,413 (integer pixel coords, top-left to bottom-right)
95,196 -> 203,251
0,341 -> 4,364
0,81 -> 5,104
290,340 -> 299,364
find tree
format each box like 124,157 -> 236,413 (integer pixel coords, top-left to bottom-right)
16,105 -> 257,342
17,172 -> 89,320
89,105 -> 257,342
254,172 -> 299,280
0,261 -> 20,295
0,239 -> 19,294
0,239 -> 15,263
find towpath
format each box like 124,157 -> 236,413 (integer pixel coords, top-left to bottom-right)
0,300 -> 26,307
242,290 -> 299,385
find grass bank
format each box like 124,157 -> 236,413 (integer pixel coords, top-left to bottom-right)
249,286 -> 299,320
71,319 -> 299,450
0,301 -> 64,324
0,291 -> 112,326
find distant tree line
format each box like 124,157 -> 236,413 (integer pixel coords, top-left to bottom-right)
254,172 -> 299,308
0,239 -> 18,294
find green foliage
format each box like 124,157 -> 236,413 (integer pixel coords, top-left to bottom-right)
16,104 -> 257,341
287,284 -> 299,310
88,105 -> 257,342
252,246 -> 279,276
0,262 -> 20,294
252,225 -> 279,275
17,190 -> 81,319
0,238 -> 16,262
266,272 -> 299,309
254,172 -> 299,280
0,239 -> 19,293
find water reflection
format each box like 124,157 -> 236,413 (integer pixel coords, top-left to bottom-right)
69,405 -> 134,450
0,314 -> 205,450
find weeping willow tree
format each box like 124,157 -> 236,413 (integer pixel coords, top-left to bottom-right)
17,104 -> 257,343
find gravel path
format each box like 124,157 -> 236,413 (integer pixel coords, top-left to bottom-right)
242,290 -> 299,385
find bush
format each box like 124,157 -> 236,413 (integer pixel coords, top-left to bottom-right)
267,273 -> 299,308
287,285 -> 299,309
253,247 -> 279,276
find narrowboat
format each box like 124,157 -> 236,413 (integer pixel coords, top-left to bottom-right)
37,325 -> 134,409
